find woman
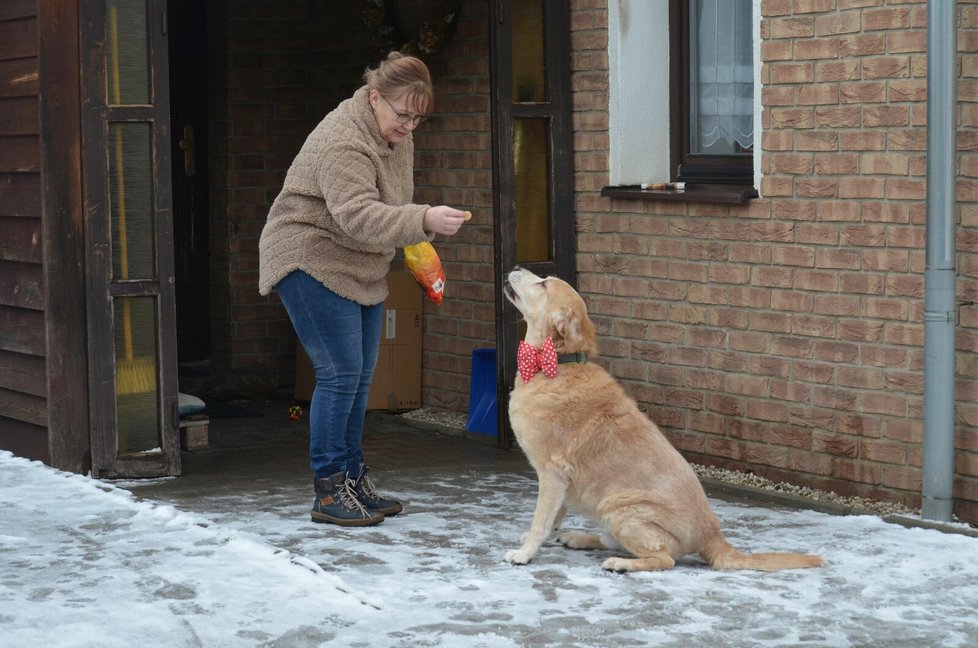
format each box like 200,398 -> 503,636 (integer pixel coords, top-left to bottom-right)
258,52 -> 467,527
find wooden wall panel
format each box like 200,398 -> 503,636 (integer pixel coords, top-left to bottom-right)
39,0 -> 89,472
0,388 -> 46,427
0,416 -> 49,464
0,135 -> 39,172
0,0 -> 51,465
0,97 -> 39,135
0,58 -> 38,98
0,348 -> 45,397
0,216 -> 41,262
0,306 -> 44,355
0,174 -> 41,216
0,17 -> 38,60
0,260 -> 42,309
0,1 -> 36,23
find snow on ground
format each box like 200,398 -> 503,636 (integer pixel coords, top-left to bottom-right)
2,450 -> 978,647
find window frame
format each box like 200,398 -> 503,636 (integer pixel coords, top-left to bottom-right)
670,0 -> 755,186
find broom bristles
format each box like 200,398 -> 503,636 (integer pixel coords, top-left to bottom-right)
116,358 -> 157,395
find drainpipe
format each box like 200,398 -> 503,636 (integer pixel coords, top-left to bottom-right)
922,0 -> 957,522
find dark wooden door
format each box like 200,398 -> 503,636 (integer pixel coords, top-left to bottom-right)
168,1 -> 210,362
490,0 -> 575,448
81,0 -> 180,477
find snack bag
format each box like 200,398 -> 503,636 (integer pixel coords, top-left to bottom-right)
403,212 -> 469,305
404,240 -> 446,304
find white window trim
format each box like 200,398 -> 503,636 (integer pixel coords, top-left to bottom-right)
607,0 -> 763,192
752,0 -> 762,193
608,0 -> 670,187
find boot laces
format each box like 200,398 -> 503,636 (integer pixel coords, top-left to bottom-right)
339,476 -> 372,516
359,474 -> 381,502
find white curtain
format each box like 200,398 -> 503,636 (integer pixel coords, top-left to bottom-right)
690,0 -> 754,155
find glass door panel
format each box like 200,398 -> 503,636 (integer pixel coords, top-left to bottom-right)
107,0 -> 150,105
114,296 -> 160,453
110,123 -> 157,280
511,0 -> 547,102
514,118 -> 551,263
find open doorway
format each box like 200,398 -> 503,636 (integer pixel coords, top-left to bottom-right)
168,1 -> 210,363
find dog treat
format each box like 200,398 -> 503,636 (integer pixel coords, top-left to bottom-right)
464,210 -> 472,221
403,240 -> 446,304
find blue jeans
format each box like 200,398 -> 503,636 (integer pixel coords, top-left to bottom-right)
275,270 -> 383,479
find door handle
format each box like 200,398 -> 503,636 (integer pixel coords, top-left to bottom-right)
178,125 -> 195,176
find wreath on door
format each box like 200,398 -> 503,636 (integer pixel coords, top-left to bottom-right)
362,0 -> 463,59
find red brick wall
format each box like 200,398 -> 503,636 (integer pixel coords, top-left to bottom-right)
413,1 -> 496,411
570,0 -> 978,523
208,0 -> 388,387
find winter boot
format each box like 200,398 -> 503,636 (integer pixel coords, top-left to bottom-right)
311,471 -> 384,526
351,465 -> 403,516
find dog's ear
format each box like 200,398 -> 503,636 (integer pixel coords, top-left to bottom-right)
547,308 -> 569,344
551,305 -> 596,354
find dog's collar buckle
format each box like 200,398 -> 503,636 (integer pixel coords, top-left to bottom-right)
557,352 -> 587,365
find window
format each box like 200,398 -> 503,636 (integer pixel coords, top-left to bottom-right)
672,0 -> 755,185
605,0 -> 759,202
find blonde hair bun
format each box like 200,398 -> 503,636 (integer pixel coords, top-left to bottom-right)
363,51 -> 434,114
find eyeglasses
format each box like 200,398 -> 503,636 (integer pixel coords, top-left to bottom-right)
381,95 -> 426,126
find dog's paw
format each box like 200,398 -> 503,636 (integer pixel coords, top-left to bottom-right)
601,557 -> 633,573
602,553 -> 674,572
504,548 -> 533,565
557,531 -> 603,550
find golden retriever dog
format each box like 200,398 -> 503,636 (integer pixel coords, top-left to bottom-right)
502,266 -> 823,573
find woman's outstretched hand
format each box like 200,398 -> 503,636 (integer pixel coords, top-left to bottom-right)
424,206 -> 471,236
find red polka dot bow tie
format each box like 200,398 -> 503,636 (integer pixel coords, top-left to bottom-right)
517,337 -> 559,383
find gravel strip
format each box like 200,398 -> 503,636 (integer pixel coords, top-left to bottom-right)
399,408 -> 468,430
690,463 -> 916,516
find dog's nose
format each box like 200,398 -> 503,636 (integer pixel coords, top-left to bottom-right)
512,264 -> 523,272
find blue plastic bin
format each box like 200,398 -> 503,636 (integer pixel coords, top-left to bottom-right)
465,348 -> 497,436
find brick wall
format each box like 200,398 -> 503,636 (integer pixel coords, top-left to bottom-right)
208,0 -> 386,388
413,1 -> 496,411
570,0 -> 978,523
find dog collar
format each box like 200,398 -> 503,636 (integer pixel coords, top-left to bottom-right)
557,352 -> 588,365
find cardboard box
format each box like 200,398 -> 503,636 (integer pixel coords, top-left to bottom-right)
293,271 -> 422,410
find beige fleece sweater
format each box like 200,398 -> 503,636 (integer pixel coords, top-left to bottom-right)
258,86 -> 431,304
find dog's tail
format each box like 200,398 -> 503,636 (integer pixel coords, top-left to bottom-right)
702,537 -> 823,572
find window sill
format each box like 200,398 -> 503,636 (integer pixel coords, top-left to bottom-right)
600,183 -> 758,205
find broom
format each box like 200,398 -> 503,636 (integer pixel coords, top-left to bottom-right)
110,7 -> 156,395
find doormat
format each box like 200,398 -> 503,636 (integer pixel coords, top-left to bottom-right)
199,402 -> 264,419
